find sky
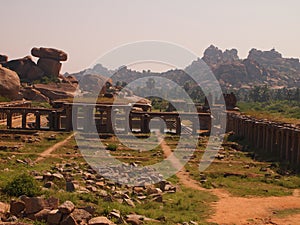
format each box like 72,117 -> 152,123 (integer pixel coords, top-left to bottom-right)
1,0 -> 300,73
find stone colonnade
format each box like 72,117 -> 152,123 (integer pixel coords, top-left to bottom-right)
227,113 -> 300,167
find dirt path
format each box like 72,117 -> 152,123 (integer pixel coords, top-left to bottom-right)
158,132 -> 300,225
35,133 -> 75,163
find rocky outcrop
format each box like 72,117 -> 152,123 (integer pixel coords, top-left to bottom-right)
37,58 -> 62,78
31,47 -> 68,62
20,87 -> 49,102
34,83 -> 75,101
31,47 -> 68,78
0,54 -> 8,63
202,45 -> 239,66
0,65 -> 21,99
2,56 -> 45,82
79,74 -> 112,95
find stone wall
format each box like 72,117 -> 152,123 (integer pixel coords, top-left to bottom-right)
227,113 -> 300,168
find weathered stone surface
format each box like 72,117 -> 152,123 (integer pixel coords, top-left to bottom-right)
0,202 -> 9,214
10,200 -> 25,216
125,215 -> 142,225
2,56 -> 44,81
58,201 -> 75,214
66,181 -> 76,192
79,74 -> 112,95
21,196 -> 46,214
60,214 -> 78,225
46,196 -> 59,210
20,87 -> 49,102
34,83 -> 75,101
0,65 -> 21,99
88,216 -> 115,225
72,209 -> 92,224
34,208 -> 50,221
0,54 -> 8,62
37,58 -> 61,78
47,209 -> 62,225
31,47 -> 68,61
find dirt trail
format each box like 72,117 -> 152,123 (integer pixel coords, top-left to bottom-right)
158,132 -> 300,225
35,133 -> 74,163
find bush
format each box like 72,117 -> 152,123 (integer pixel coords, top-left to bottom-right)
106,143 -> 118,151
3,173 -> 41,197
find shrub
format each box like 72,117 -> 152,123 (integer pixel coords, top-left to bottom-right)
106,143 -> 118,151
3,173 -> 41,197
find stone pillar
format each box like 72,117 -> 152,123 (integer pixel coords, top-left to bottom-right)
35,111 -> 41,130
83,106 -> 94,132
141,114 -> 150,133
65,104 -> 73,131
6,110 -> 12,129
22,111 -> 27,129
176,116 -> 181,135
106,107 -> 113,133
124,107 -> 131,134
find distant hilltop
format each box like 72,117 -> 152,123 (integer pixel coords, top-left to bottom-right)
1,45 -> 300,101
68,45 -> 300,90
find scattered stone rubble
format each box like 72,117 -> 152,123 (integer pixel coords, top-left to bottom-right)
0,161 -> 180,224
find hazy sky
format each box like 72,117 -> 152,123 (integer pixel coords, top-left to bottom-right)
2,0 -> 300,73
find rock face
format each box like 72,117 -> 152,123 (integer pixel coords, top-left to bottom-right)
37,58 -> 62,78
31,47 -> 68,78
0,54 -> 8,62
34,83 -> 76,101
20,87 -> 49,102
2,56 -> 45,82
203,45 -> 239,66
31,47 -> 68,61
79,74 -> 112,95
88,216 -> 115,225
0,65 -> 21,99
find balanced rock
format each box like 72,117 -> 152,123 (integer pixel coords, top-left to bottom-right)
31,47 -> 68,61
37,58 -> 62,78
0,65 -> 21,99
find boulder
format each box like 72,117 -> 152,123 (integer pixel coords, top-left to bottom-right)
47,209 -> 62,225
60,214 -> 78,225
20,87 -> 49,102
0,202 -> 9,214
2,56 -> 44,81
20,196 -> 46,214
72,209 -> 92,224
0,64 -> 21,99
58,201 -> 75,214
34,83 -> 75,101
31,47 -> 68,61
34,208 -> 51,221
88,216 -> 115,225
0,54 -> 8,62
37,58 -> 61,78
10,200 -> 25,216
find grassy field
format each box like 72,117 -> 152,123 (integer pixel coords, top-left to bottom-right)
238,100 -> 300,125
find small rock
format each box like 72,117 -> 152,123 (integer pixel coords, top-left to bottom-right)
10,200 -> 25,216
58,201 -> 75,214
88,216 -> 115,225
34,208 -> 51,221
47,209 -> 62,225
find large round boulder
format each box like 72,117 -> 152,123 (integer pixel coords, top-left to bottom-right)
31,47 -> 68,61
0,65 -> 21,99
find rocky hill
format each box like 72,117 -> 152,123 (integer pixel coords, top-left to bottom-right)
68,45 -> 300,90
